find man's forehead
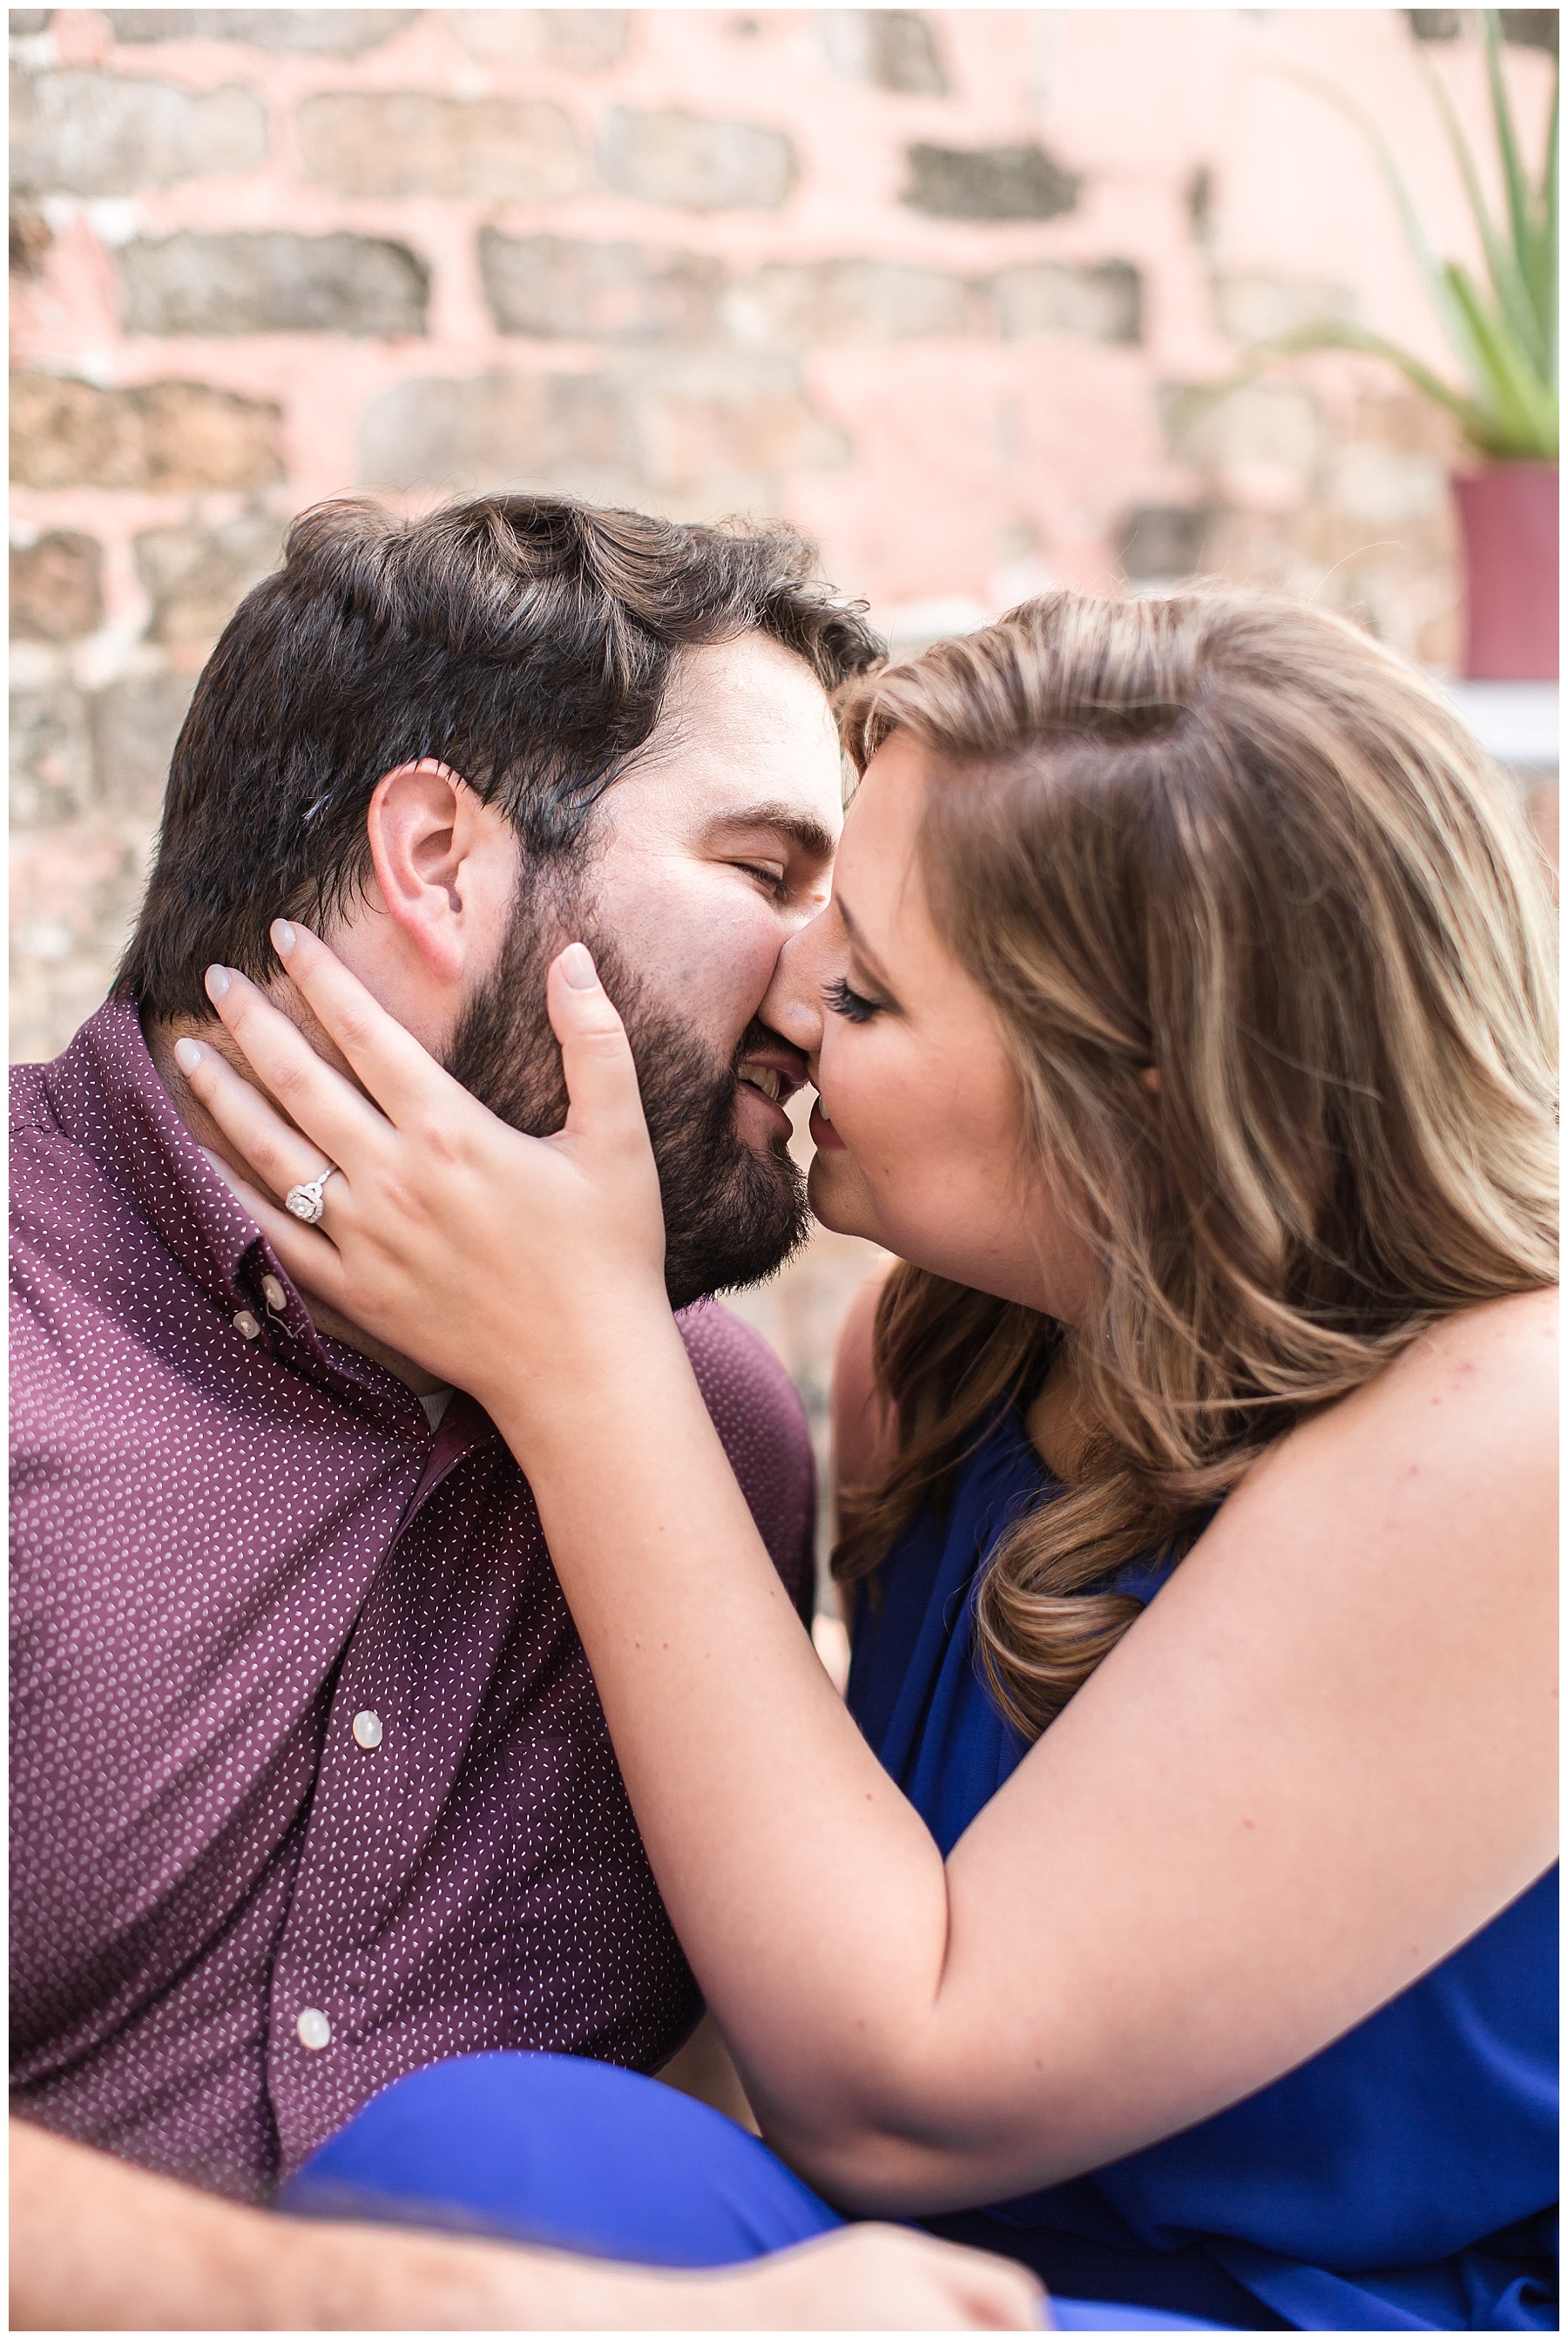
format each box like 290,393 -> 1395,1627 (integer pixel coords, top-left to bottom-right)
614,632 -> 845,839
662,630 -> 838,744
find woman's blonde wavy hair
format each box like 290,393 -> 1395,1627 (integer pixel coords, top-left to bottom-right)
831,589 -> 1558,1741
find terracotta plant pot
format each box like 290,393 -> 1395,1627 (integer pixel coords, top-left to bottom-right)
1451,463 -> 1559,680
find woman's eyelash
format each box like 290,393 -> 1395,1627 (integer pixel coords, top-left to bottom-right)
823,975 -> 882,1024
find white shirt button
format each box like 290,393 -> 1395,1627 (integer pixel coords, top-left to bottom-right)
295,2007 -> 331,2051
233,1310 -> 260,1340
352,1709 -> 382,1749
260,1275 -> 287,1311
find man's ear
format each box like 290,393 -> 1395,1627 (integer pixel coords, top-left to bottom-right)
363,759 -> 515,990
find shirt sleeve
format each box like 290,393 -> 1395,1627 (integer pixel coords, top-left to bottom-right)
674,1300 -> 818,1625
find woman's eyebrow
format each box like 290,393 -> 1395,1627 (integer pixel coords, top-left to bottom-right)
701,802 -> 839,864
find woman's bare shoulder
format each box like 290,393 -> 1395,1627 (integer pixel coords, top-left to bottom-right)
1348,1285 -> 1558,1448
1224,1285 -> 1558,1599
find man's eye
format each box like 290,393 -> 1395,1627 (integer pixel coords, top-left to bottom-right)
823,975 -> 882,1025
737,862 -> 789,896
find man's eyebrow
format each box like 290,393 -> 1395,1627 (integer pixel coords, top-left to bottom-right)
701,801 -> 838,862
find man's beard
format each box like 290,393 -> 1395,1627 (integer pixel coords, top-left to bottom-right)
444,868 -> 810,1311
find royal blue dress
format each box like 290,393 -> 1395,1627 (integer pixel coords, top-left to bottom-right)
284,1409 -> 1557,2332
846,1407 -> 1559,2331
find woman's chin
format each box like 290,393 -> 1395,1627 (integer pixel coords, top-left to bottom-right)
806,1152 -> 881,1246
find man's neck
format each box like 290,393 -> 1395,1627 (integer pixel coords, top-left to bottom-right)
145,1010 -> 449,1399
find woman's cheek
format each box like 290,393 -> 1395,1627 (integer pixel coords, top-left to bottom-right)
805,1144 -> 884,1242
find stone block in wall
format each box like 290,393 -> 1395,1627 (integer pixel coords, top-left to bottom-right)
91,673 -> 194,819
1498,12 -> 1558,51
12,373 -> 284,490
10,683 -> 94,827
449,10 -> 630,71
727,259 -> 970,346
1115,504 -> 1210,585
994,260 -> 1141,344
296,93 -> 586,203
1164,382 -> 1322,484
134,512 -> 285,647
10,204 -> 51,281
10,532 -> 104,641
903,141 -> 1079,221
118,233 -> 430,338
107,11 -> 412,53
11,821 -> 159,1065
601,108 -> 796,212
480,232 -> 724,344
630,354 -> 851,495
360,372 -> 639,496
1410,10 -> 1558,48
1213,274 -> 1354,343
1326,443 -> 1447,526
10,67 -> 266,196
818,10 -> 948,95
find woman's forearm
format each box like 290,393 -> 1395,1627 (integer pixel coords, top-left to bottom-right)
485,1305 -> 983,2184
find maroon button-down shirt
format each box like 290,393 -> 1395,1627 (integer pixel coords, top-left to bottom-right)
10,999 -> 815,2202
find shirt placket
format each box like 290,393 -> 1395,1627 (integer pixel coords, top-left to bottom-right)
264,1401 -> 504,2167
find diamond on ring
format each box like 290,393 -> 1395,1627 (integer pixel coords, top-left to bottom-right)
284,1166 -> 337,1224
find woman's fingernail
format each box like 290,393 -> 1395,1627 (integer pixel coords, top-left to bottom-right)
173,1036 -> 204,1073
560,943 -> 598,991
204,964 -> 232,1004
271,919 -> 295,957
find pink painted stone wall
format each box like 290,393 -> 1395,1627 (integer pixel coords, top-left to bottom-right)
12,9 -> 1555,1060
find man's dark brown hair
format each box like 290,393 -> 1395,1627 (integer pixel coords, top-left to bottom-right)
118,493 -> 884,1021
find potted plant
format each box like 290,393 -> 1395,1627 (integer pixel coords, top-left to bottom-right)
1260,10 -> 1557,679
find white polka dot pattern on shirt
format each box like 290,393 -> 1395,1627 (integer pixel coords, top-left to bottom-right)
10,1002 -> 816,2201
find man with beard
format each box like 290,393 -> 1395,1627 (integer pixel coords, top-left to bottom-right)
10,496 -> 1037,2329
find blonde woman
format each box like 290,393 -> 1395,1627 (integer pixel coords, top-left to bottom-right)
183,591 -> 1558,2332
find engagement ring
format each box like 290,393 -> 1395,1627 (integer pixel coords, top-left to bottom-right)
284,1166 -> 338,1224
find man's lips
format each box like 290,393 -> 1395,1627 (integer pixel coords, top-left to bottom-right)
734,1045 -> 807,1114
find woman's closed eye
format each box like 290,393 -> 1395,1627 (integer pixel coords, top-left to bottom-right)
823,974 -> 885,1025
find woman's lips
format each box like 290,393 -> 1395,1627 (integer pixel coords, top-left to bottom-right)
808,1097 -> 847,1152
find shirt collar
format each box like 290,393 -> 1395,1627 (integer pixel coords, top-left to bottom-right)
42,998 -> 433,1429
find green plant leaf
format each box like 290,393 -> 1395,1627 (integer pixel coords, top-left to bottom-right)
1540,71 -> 1559,386
1483,9 -> 1536,292
1446,264 -> 1558,454
1261,62 -> 1475,362
1250,320 -> 1490,436
1416,38 -> 1544,371
1252,32 -> 1559,462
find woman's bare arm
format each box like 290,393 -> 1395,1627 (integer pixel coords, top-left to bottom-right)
182,932 -> 1559,2216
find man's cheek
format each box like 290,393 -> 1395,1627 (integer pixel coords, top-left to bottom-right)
721,904 -> 793,1007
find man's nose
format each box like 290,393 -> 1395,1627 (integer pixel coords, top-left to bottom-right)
759,910 -> 828,1060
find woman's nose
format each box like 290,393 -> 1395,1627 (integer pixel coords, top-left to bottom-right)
760,910 -> 828,1059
